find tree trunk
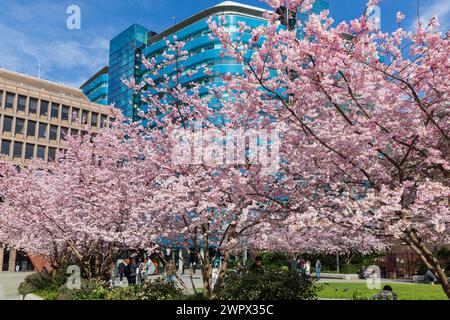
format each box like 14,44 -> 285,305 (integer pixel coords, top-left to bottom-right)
405,230 -> 450,299
211,249 -> 230,299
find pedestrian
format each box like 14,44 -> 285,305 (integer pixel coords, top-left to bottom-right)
166,260 -> 177,284
126,258 -> 138,285
373,285 -> 398,300
315,260 -> 322,280
289,255 -> 299,271
117,259 -> 126,282
250,256 -> 264,273
139,259 -> 147,283
424,269 -> 437,284
305,260 -> 311,276
298,258 -> 306,274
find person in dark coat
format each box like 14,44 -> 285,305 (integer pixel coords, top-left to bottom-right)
126,258 -> 138,285
250,256 -> 264,274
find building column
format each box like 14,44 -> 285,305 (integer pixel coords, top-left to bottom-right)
0,247 -> 4,271
8,248 -> 16,272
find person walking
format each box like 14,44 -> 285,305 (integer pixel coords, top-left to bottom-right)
165,260 -> 177,284
315,260 -> 322,280
289,256 -> 299,271
305,260 -> 311,276
126,258 -> 138,285
117,259 -> 126,282
298,258 -> 306,275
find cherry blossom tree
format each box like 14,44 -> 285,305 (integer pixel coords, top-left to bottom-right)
0,115 -> 158,279
207,0 -> 450,298
0,0 -> 447,300
119,17 -> 386,298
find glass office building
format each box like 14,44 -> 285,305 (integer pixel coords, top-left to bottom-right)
108,24 -> 156,118
82,1 -> 330,119
81,66 -> 109,106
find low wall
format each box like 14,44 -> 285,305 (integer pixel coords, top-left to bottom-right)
315,273 -> 359,280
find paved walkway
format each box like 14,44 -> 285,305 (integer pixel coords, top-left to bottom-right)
317,278 -> 416,284
0,272 -> 42,300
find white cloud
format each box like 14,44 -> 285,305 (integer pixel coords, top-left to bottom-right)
0,0 -> 110,87
409,0 -> 450,32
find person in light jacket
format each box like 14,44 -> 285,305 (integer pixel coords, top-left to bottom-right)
315,260 -> 322,280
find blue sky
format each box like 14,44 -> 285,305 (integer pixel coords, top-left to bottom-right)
0,0 -> 448,87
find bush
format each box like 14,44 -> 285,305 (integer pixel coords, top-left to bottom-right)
56,279 -> 109,300
106,279 -> 182,300
258,252 -> 290,270
19,270 -> 67,297
340,264 -> 360,274
219,269 -> 320,300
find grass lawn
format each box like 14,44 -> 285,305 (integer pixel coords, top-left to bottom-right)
318,282 -> 448,300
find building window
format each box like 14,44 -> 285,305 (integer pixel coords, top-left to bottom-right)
40,100 -> 49,117
51,103 -> 60,119
1,140 -> 11,156
81,110 -> 89,124
15,118 -> 25,135
27,120 -> 37,137
70,128 -> 80,136
0,91 -> 3,108
3,116 -> 13,133
72,107 -> 80,123
5,92 -> 15,109
25,144 -> 35,159
48,147 -> 57,162
13,141 -> 23,158
100,114 -> 108,127
91,112 -> 98,127
37,145 -> 46,160
18,95 -> 27,112
61,127 -> 68,139
29,98 -> 38,114
38,123 -> 47,139
62,105 -> 70,121
49,125 -> 58,141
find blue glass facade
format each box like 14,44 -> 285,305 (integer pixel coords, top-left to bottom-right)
82,1 -> 330,119
81,67 -> 109,105
108,24 -> 152,118
142,14 -> 267,94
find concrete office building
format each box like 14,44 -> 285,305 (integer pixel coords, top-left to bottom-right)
0,67 -> 113,272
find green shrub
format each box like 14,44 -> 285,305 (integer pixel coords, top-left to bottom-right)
19,270 -> 67,296
258,252 -> 290,270
171,292 -> 208,300
352,290 -> 370,300
106,279 -> 182,300
340,264 -> 360,274
219,269 -> 320,300
56,279 -> 108,300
